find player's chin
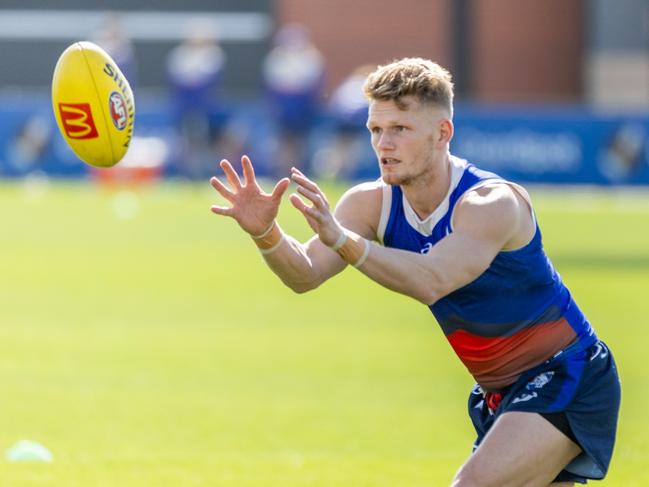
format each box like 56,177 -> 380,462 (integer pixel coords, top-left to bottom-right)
379,170 -> 403,186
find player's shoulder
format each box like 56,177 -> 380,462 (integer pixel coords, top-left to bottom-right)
454,181 -> 535,247
338,179 -> 385,204
460,181 -> 532,215
335,179 -> 385,239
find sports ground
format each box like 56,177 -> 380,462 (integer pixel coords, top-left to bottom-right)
0,180 -> 646,486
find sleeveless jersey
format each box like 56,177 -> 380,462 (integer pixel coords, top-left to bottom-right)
377,156 -> 597,391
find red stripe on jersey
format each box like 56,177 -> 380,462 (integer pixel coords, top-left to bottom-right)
447,318 -> 576,391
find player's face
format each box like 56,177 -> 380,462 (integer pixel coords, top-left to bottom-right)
366,97 -> 451,186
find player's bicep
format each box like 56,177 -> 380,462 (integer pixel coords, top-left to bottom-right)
454,185 -> 522,255
333,181 -> 383,241
424,187 -> 522,297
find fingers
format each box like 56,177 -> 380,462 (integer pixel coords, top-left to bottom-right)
210,176 -> 235,202
210,205 -> 234,217
220,159 -> 242,190
241,155 -> 257,187
289,167 -> 329,220
289,193 -> 308,213
289,194 -> 324,236
291,167 -> 329,210
289,193 -> 321,221
296,185 -> 328,211
271,178 -> 291,201
290,167 -> 321,194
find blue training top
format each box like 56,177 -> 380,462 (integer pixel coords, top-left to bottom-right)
377,155 -> 597,390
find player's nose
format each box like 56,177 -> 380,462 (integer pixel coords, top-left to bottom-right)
376,132 -> 395,151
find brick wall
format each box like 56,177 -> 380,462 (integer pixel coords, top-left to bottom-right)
470,0 -> 584,102
277,0 -> 585,102
276,0 -> 453,95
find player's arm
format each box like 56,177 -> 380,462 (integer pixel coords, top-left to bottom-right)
353,184 -> 532,304
260,181 -> 380,292
210,156 -> 380,293
291,174 -> 533,305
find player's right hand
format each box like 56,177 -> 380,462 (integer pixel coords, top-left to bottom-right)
210,155 -> 290,236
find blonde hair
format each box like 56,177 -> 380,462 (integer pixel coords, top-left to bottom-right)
363,57 -> 454,116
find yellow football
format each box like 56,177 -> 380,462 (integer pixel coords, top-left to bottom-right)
52,41 -> 135,168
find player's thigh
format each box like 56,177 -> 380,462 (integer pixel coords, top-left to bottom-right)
452,411 -> 581,487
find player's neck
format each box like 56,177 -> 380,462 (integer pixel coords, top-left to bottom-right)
401,154 -> 451,220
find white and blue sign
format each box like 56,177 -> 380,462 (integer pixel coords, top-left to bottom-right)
453,104 -> 649,185
1,95 -> 649,185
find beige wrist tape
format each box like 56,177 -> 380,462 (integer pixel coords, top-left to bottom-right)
335,231 -> 370,268
251,221 -> 277,240
251,221 -> 284,254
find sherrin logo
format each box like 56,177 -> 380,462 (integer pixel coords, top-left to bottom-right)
58,103 -> 99,139
109,91 -> 128,130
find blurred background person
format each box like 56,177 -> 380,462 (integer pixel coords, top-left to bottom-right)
93,13 -> 138,88
311,64 -> 375,181
262,23 -> 326,176
166,20 -> 227,180
6,113 -> 53,176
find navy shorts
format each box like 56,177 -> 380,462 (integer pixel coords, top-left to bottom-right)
467,340 -> 621,484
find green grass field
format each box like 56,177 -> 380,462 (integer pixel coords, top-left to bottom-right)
0,180 -> 647,486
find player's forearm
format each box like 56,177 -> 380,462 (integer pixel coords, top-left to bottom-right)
263,237 -> 326,292
251,221 -> 326,292
332,230 -> 454,305
359,244 -> 448,304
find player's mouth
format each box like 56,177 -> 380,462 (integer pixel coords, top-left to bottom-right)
381,157 -> 401,166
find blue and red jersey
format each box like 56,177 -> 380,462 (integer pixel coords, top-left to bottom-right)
377,156 -> 597,391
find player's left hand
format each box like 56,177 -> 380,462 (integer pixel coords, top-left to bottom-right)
289,167 -> 344,247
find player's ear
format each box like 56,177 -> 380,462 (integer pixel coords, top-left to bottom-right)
439,119 -> 453,144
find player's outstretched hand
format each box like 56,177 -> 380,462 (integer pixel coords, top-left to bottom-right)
289,167 -> 344,247
210,155 -> 290,236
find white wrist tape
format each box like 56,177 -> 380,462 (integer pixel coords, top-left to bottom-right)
353,239 -> 371,268
251,221 -> 276,240
259,234 -> 285,255
330,231 -> 348,251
